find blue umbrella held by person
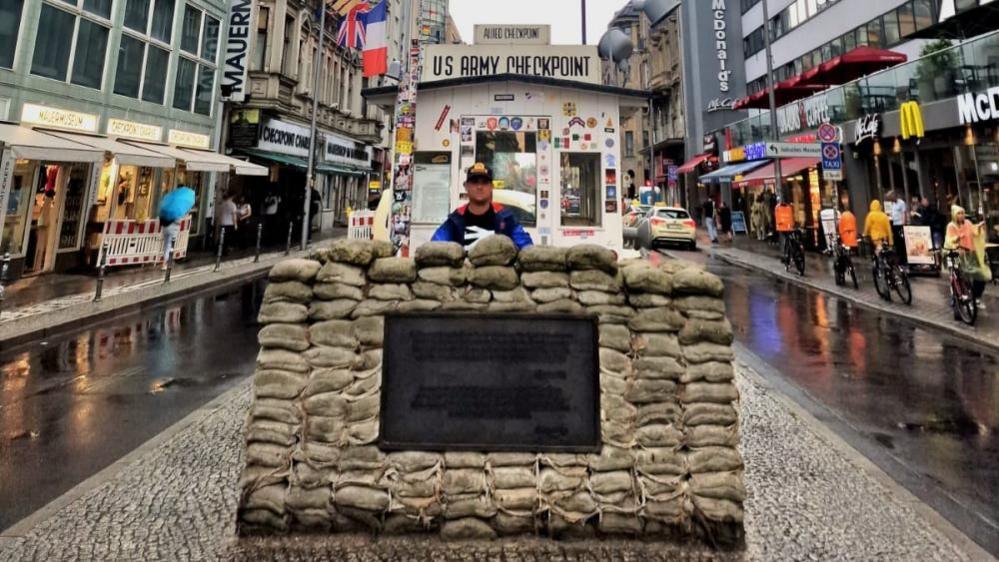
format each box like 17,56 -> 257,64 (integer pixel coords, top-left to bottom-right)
158,187 -> 195,269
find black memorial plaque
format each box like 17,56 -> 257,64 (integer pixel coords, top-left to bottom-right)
380,313 -> 600,452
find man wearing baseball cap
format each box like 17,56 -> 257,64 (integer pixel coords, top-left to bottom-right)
432,162 -> 533,250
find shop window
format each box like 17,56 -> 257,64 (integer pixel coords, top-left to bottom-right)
115,0 -> 175,104
559,152 -> 601,228
31,1 -> 110,88
58,164 -> 88,249
0,0 -> 24,69
109,165 -> 156,221
1,160 -> 35,255
474,131 -> 537,226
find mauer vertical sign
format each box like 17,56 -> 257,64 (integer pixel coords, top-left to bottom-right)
221,0 -> 253,102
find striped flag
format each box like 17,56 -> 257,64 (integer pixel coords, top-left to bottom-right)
331,0 -> 363,15
336,1 -> 372,50
362,1 -> 387,77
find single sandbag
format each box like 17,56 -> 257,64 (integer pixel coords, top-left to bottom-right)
264,281 -> 313,303
674,295 -> 726,316
686,424 -> 739,447
599,348 -> 631,373
442,468 -> 488,496
636,423 -> 683,447
493,513 -> 535,535
629,293 -> 672,308
443,496 -> 497,519
681,361 -> 734,383
302,368 -> 354,397
309,320 -> 358,349
628,307 -> 685,332
518,245 -> 568,272
468,234 -> 518,266
245,484 -> 287,514
680,382 -> 739,404
487,452 -> 538,467
598,513 -> 642,535
569,269 -> 621,292
672,268 -> 725,297
303,392 -> 348,418
531,287 -> 572,303
313,282 -> 364,301
368,283 -> 413,301
316,262 -> 366,286
251,398 -> 300,425
494,488 -> 538,511
418,266 -> 467,286
350,299 -> 398,318
286,485 -> 332,511
684,403 -> 739,426
246,419 -> 297,446
491,286 -> 531,303
399,299 -> 444,313
691,495 -> 743,522
679,318 -> 734,346
683,342 -> 735,364
539,468 -> 585,493
368,257 -> 417,283
636,448 -> 686,475
537,299 -> 584,314
258,323 -> 309,351
633,356 -> 684,380
637,401 -> 682,426
254,369 -> 307,399
308,300 -> 356,320
352,316 -> 384,347
625,378 -> 677,403
415,241 -> 465,267
590,471 -> 634,495
689,471 -> 746,502
258,302 -> 308,324
323,239 -> 394,266
599,324 -> 631,353
632,333 -> 681,358
491,466 -> 536,489
566,244 -> 618,273
687,447 -> 743,473
246,442 -> 289,468
387,451 -> 441,473
440,517 -> 497,540
304,346 -> 359,369
257,348 -> 309,373
469,265 -> 519,290
335,485 -> 390,512
587,446 -> 635,471
621,264 -> 672,295
270,259 -> 321,282
444,452 -> 486,468
577,290 -> 626,306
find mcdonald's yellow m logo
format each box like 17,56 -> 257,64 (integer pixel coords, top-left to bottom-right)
900,101 -> 925,140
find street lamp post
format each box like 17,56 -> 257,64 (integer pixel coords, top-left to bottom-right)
760,0 -> 784,199
581,0 -> 587,44
302,0 -> 327,250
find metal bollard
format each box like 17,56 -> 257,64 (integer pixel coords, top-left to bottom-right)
94,245 -> 108,302
0,252 -> 10,318
214,227 -> 226,272
285,221 -> 293,256
254,222 -> 263,263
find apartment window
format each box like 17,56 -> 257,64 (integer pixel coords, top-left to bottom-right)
625,131 -> 634,157
743,26 -> 765,58
740,0 -> 760,13
280,15 -> 294,76
0,0 -> 25,69
173,4 -> 220,115
253,5 -> 269,70
115,0 -> 176,103
31,1 -> 110,88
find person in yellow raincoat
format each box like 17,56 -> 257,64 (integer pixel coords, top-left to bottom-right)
862,199 -> 893,251
945,205 -> 990,306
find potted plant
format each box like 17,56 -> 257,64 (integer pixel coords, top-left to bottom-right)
915,39 -> 958,101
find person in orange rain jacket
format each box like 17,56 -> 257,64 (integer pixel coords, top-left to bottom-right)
839,207 -> 858,249
863,199 -> 893,251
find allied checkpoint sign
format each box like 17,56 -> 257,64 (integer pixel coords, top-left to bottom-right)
380,313 -> 600,452
421,44 -> 602,85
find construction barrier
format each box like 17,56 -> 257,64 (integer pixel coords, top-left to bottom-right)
347,210 -> 375,240
96,216 -> 192,267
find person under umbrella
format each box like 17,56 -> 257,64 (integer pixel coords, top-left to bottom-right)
158,187 -> 195,270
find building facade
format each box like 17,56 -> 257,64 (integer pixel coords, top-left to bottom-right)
0,0 -> 255,278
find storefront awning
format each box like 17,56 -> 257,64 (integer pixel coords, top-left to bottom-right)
177,148 -> 267,176
735,157 -> 820,186
676,153 -> 712,174
41,130 -> 176,168
0,123 -> 104,163
239,148 -> 369,177
800,46 -> 907,86
733,77 -> 828,110
698,161 -> 768,184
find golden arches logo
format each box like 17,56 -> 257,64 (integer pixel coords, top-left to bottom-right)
900,101 -> 925,140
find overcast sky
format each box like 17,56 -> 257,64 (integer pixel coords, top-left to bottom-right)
449,0 -> 630,46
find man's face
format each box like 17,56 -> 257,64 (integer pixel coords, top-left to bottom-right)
465,177 -> 493,205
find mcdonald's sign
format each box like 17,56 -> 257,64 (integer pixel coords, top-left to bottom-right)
899,101 -> 925,140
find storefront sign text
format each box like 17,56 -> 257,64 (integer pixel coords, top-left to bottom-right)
107,119 -> 162,142
168,129 -> 211,149
21,103 -> 98,133
777,95 -> 829,136
706,97 -> 734,112
957,87 -> 999,125
474,24 -> 550,45
853,114 -> 881,145
712,0 -> 730,93
257,119 -> 310,158
423,45 -> 601,85
324,132 -> 371,168
221,0 -> 253,102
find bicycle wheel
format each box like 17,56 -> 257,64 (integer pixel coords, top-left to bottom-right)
873,266 -> 891,300
848,263 -> 859,289
893,267 -> 912,305
955,277 -> 978,325
792,245 -> 805,276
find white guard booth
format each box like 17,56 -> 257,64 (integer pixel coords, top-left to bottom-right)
363,26 -> 649,251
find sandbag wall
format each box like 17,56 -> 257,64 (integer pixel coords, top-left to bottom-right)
237,237 -> 745,545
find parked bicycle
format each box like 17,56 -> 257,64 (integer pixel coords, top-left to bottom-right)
781,229 -> 806,276
944,250 -> 978,325
870,242 -> 912,305
831,241 -> 859,289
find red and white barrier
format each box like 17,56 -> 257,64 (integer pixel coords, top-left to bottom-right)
348,211 -> 375,241
96,216 -> 192,267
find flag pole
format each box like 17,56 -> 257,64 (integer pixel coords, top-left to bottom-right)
302,0 -> 328,250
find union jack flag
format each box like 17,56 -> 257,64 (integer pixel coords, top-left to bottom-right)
336,1 -> 372,50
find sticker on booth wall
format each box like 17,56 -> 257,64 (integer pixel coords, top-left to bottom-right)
540,199 -> 549,209
584,133 -> 592,141
498,117 -> 510,130
539,227 -> 551,236
606,185 -> 617,199
606,201 -> 618,213
606,118 -> 614,127
580,142 -> 588,150
461,117 -> 475,127
572,134 -> 580,141
538,139 -> 550,150
541,190 -> 549,199
563,138 -> 570,148
562,102 -> 577,116
586,117 -> 597,128
568,116 -> 585,128
605,154 -> 616,167
511,117 -> 523,131
487,117 -> 498,130
461,126 -> 473,144
540,165 -> 549,176
605,138 -> 615,148
604,128 -> 615,134
564,229 -> 596,237
442,139 -> 450,147
538,118 -> 550,130
450,119 -> 459,134
605,169 -> 617,184
461,145 -> 474,157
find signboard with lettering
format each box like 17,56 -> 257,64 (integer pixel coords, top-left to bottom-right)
766,142 -> 821,158
324,131 -> 372,168
21,103 -> 98,133
229,109 -> 260,148
220,0 -> 254,102
422,45 -> 601,85
380,313 -> 599,452
854,114 -> 880,145
821,142 -> 842,180
107,119 -> 162,142
257,118 -> 311,158
168,129 -> 211,149
473,24 -> 550,45
777,95 -> 830,136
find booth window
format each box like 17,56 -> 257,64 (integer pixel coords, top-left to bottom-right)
0,0 -> 23,69
474,131 -> 537,226
560,152 -> 601,227
411,152 -> 451,225
31,2 -> 110,89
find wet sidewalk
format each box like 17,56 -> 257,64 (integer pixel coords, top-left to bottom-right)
682,232 -> 999,352
0,229 -> 345,331
0,361 -> 984,561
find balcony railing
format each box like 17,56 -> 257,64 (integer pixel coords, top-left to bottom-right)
723,29 -> 999,146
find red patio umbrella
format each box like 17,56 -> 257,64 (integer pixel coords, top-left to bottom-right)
803,46 -> 907,86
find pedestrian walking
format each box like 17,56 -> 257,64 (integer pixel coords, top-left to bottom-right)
218,192 -> 239,256
157,187 -> 195,270
263,190 -> 281,244
719,200 -> 733,242
702,198 -> 718,244
889,191 -> 908,263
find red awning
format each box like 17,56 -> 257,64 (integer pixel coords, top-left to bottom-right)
801,46 -> 907,86
733,83 -> 828,110
676,153 -> 712,174
734,157 -> 820,186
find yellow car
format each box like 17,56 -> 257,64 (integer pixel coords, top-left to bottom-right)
639,206 -> 697,250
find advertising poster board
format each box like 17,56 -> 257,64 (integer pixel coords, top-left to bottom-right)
904,225 -> 934,265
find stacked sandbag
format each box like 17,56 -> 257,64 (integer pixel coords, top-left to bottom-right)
237,239 -> 744,545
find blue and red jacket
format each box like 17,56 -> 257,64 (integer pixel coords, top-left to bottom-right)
431,202 -> 534,249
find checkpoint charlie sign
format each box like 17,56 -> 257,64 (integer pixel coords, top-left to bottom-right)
422,44 -> 602,85
473,24 -> 551,45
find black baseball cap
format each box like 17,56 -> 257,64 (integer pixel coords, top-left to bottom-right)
466,162 -> 493,183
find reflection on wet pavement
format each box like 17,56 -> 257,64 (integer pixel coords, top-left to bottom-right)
0,280 -> 265,531
710,256 -> 999,554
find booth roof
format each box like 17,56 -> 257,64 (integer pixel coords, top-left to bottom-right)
362,73 -> 652,107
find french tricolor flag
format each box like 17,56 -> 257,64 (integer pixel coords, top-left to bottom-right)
362,1 -> 388,77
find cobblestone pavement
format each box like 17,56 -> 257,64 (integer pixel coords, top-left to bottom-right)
0,362 -> 978,561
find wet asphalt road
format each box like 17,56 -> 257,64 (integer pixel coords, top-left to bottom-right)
657,247 -> 999,555
0,280 -> 265,532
